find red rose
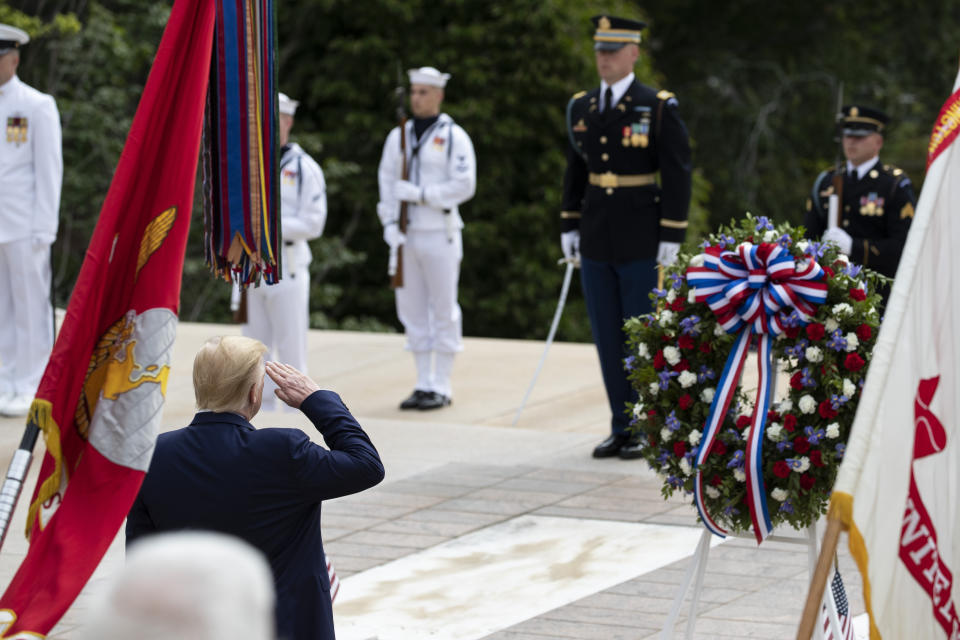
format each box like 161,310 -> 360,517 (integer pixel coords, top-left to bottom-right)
699,341 -> 712,354
845,353 -> 866,371
767,410 -> 780,423
790,372 -> 804,390
710,440 -> 728,456
818,399 -> 838,419
661,334 -> 672,342
823,266 -> 835,279
678,394 -> 693,410
849,288 -> 866,301
678,335 -> 695,350
805,323 -> 825,341
647,409 -> 658,420
784,326 -> 801,339
773,461 -> 791,478
670,299 -> 685,312
653,350 -> 666,369
736,415 -> 752,430
710,473 -> 723,486
856,324 -> 872,342
800,474 -> 816,491
793,436 -> 810,454
674,359 -> 691,372
810,450 -> 824,467
783,414 -> 798,431
673,441 -> 687,457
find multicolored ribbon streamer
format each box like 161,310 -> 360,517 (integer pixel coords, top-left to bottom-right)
685,242 -> 827,543
202,0 -> 279,287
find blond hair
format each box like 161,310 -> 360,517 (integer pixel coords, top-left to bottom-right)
193,336 -> 267,413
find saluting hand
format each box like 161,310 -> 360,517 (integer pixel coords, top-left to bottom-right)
265,361 -> 321,409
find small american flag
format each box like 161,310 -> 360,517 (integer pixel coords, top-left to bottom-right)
327,557 -> 340,603
821,570 -> 854,640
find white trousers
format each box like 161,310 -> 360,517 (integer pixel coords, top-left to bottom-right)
0,238 -> 54,396
244,262 -> 310,409
396,230 -> 462,396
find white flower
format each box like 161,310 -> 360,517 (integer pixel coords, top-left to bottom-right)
689,254 -> 706,267
797,240 -> 809,253
766,423 -> 783,441
632,403 -> 644,419
714,323 -> 726,337
799,394 -> 817,414
845,333 -> 859,352
834,252 -> 849,265
826,422 -> 840,439
825,318 -> 839,332
763,229 -> 777,242
843,378 -> 856,398
742,426 -> 751,440
832,302 -> 853,317
637,342 -> 651,359
688,288 -> 697,303
649,382 -> 660,396
678,370 -> 698,389
679,458 -> 693,476
795,456 -> 811,473
660,310 -> 675,326
701,387 -> 715,403
733,468 -> 746,482
805,346 -> 823,363
705,485 -> 720,499
660,427 -> 673,442
688,429 -> 702,446
666,289 -> 677,304
771,487 -> 789,501
663,346 -> 682,366
778,398 -> 793,413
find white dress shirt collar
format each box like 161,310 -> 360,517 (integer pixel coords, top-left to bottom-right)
847,156 -> 879,180
600,72 -> 635,112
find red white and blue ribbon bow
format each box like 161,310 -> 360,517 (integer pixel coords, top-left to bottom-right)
685,242 -> 827,543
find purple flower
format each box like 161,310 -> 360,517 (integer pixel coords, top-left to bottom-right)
697,365 -> 716,384
776,440 -> 794,452
779,499 -> 795,514
755,216 -> 774,232
805,241 -> 827,258
835,443 -> 846,459
725,428 -> 742,442
658,370 -> 679,390
624,355 -> 637,371
785,457 -> 804,470
680,315 -> 702,336
720,234 -> 736,247
670,273 -> 684,290
699,240 -> 711,249
726,450 -> 745,470
665,410 -> 681,432
780,309 -> 802,328
786,339 -> 810,360
777,234 -> 793,249
667,475 -> 684,489
844,264 -> 863,278
830,394 -> 849,411
657,451 -> 670,465
827,329 -> 848,352
801,367 -> 816,388
804,425 -> 826,445
653,287 -> 668,299
723,504 -> 740,516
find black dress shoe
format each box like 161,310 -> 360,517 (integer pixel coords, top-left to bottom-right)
418,392 -> 451,410
618,435 -> 645,460
400,389 -> 430,410
592,433 -> 629,458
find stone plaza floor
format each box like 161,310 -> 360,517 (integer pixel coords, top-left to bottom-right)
0,323 -> 867,638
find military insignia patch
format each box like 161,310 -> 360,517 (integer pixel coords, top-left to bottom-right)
859,192 -> 885,217
282,168 -> 297,185
573,118 -> 587,132
6,116 -> 27,145
433,136 -> 445,150
621,125 -> 631,147
901,202 -> 915,219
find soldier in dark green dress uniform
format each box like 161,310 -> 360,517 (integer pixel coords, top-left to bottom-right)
560,15 -> 692,459
805,105 -> 916,303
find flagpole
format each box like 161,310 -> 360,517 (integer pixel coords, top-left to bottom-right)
0,419 -> 40,551
795,515 -> 843,639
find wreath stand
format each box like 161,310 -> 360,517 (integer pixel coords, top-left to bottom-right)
660,522 -> 847,640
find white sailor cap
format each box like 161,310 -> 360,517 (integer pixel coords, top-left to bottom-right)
278,92 -> 299,116
407,66 -> 451,88
0,24 -> 29,55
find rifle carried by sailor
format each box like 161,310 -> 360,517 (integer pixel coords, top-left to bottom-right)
389,65 -> 410,288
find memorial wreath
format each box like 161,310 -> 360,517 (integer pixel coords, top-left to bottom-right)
625,214 -> 886,543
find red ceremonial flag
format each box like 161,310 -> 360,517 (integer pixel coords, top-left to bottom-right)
0,0 -> 217,634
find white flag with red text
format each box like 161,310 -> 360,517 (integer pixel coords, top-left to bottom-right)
830,69 -> 960,640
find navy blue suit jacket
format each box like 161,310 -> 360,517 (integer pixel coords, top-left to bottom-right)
126,390 -> 384,640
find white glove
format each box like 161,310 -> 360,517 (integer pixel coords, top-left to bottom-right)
394,180 -> 423,204
657,241 -> 681,267
383,223 -> 405,249
822,227 -> 853,255
561,230 -> 580,261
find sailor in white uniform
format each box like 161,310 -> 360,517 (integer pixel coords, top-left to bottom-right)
244,92 -> 326,410
377,66 -> 476,410
0,24 -> 62,417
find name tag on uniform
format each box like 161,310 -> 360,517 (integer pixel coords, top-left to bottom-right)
6,116 -> 27,146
